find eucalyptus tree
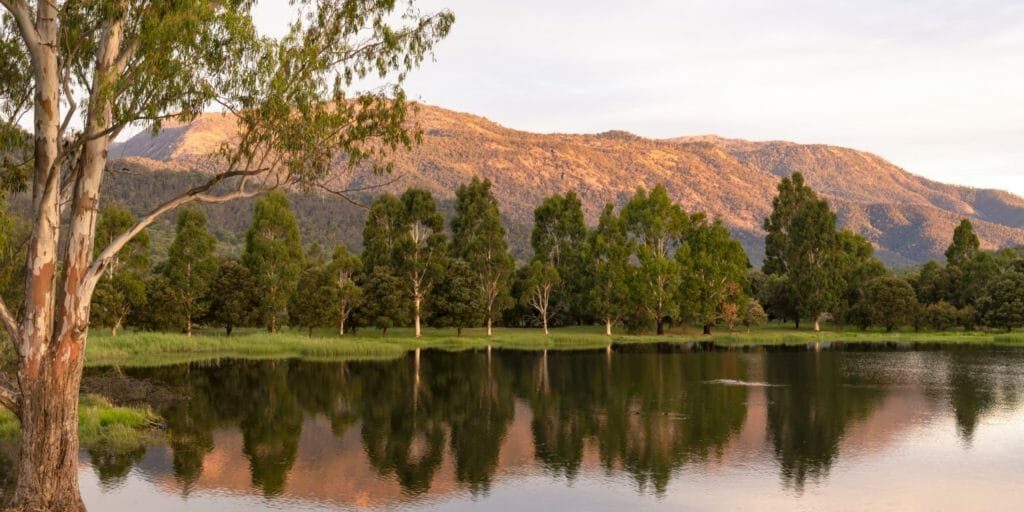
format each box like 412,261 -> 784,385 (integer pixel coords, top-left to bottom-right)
395,189 -> 447,338
327,245 -> 362,336
451,178 -> 515,336
243,192 -> 304,333
622,185 -> 686,334
164,207 -> 217,336
678,215 -> 749,335
362,193 -> 404,273
588,203 -> 633,335
90,205 -> 149,336
763,173 -> 843,331
0,1 -> 452,507
531,191 -> 588,324
521,260 -> 559,335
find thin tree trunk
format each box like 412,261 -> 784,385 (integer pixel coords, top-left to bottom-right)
186,313 -> 192,337
112,316 -> 123,337
542,313 -> 549,335
813,315 -> 821,332
487,316 -> 493,337
605,317 -> 612,336
339,314 -> 346,336
414,296 -> 421,338
656,318 -> 664,335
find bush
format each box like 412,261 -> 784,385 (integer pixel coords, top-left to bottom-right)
921,301 -> 959,331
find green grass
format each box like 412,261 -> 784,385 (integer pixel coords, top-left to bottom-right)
84,323 -> 1024,367
0,394 -> 159,454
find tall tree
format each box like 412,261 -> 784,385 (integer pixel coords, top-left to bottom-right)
207,258 -> 255,336
521,260 -> 560,335
833,230 -> 887,328
326,246 -> 362,336
450,178 -> 515,336
945,219 -> 980,267
244,192 -> 304,333
0,1 -> 452,506
678,215 -> 749,335
763,173 -> 843,331
362,193 -> 404,273
90,205 -> 149,336
428,258 -> 484,336
395,189 -> 447,337
531,191 -> 588,324
164,207 -> 217,336
588,204 -> 633,336
622,185 -> 686,334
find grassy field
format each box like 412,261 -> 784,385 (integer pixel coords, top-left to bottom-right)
84,324 -> 1024,367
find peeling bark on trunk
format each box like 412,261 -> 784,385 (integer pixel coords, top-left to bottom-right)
10,349 -> 87,512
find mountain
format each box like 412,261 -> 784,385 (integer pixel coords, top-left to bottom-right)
109,104 -> 1024,267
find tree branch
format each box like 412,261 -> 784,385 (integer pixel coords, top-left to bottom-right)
0,296 -> 18,349
0,0 -> 40,63
0,382 -> 19,416
82,168 -> 273,290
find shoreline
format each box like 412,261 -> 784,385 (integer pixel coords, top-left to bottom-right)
84,326 -> 1024,367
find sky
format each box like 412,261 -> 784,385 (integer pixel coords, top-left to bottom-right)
254,0 -> 1024,196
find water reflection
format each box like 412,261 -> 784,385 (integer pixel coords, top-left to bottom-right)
68,344 -> 1024,510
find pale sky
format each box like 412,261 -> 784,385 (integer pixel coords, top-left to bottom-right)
255,0 -> 1024,196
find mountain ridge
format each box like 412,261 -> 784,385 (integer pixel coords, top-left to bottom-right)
109,103 -> 1024,267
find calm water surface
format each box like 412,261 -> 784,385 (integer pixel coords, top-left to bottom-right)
62,344 -> 1024,510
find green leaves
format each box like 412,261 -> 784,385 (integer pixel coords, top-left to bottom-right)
164,207 -> 218,333
243,191 -> 304,332
762,173 -> 844,326
678,216 -> 749,333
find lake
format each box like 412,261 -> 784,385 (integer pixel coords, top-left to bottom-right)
60,344 -> 1024,510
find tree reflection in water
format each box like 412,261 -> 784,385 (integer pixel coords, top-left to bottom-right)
68,344 -> 1024,503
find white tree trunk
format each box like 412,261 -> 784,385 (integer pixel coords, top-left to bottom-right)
605,317 -> 613,336
414,296 -> 421,338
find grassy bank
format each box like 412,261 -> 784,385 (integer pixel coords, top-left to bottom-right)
84,324 -> 1024,367
0,394 -> 160,455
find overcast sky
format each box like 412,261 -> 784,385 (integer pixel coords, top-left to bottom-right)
254,1 -> 1024,196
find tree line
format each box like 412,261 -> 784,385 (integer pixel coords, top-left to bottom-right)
3,174 -> 1022,339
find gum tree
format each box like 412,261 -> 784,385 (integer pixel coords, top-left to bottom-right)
164,207 -> 217,336
450,178 -> 514,336
0,2 -> 453,508
622,185 -> 686,335
394,189 -> 447,338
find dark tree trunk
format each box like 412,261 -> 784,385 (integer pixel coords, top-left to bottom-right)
795,318 -> 800,330
656,318 -> 664,335
703,324 -> 711,335
226,324 -> 233,336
